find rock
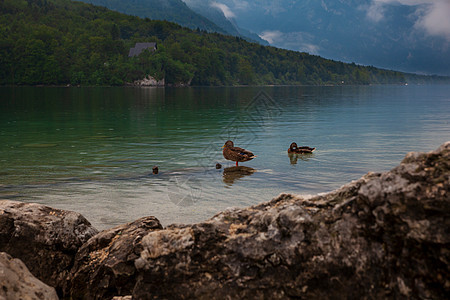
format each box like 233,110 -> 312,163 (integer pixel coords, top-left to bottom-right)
66,216 -> 162,299
130,142 -> 449,299
0,252 -> 58,300
3,142 -> 449,299
0,200 -> 98,295
133,75 -> 165,86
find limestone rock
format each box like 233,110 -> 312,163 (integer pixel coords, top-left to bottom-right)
0,200 -> 98,294
133,75 -> 164,86
130,142 -> 449,299
67,216 -> 162,299
4,142 -> 448,299
0,252 -> 58,300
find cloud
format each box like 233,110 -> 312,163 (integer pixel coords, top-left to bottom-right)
365,2 -> 386,22
228,0 -> 249,11
259,30 -> 320,54
366,0 -> 450,40
210,2 -> 236,19
414,1 -> 450,40
301,43 -> 320,54
259,30 -> 283,44
215,0 -> 286,16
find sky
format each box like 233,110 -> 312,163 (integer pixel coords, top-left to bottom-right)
199,0 -> 450,43
366,0 -> 450,41
184,0 -> 450,74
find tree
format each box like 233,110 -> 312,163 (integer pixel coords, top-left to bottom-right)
0,0 -> 441,86
238,58 -> 254,85
111,24 -> 120,40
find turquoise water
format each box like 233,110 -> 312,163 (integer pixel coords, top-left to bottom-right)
1,85 -> 449,229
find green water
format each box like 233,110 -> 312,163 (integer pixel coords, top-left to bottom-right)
1,85 -> 449,229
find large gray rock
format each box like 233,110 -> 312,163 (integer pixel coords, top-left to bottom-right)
131,142 -> 449,299
133,75 -> 165,86
67,216 -> 163,299
0,252 -> 58,300
64,142 -> 449,299
0,200 -> 98,294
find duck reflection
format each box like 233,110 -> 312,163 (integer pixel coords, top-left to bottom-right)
288,152 -> 314,164
223,166 -> 256,186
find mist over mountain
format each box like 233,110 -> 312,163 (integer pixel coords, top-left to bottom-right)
182,0 -> 268,45
191,0 -> 450,75
78,0 -> 266,44
78,0 -> 227,34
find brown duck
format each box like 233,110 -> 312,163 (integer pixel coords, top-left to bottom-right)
222,140 -> 257,166
288,142 -> 315,154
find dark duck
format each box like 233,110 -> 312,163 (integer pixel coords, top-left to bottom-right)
222,140 -> 257,166
288,142 -> 315,154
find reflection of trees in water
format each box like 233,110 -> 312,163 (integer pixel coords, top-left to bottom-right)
223,166 -> 256,186
288,153 -> 315,165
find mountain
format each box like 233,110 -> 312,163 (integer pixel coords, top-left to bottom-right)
78,0 -> 267,44
201,0 -> 450,76
78,0 -> 227,34
1,0 -> 446,86
182,0 -> 268,45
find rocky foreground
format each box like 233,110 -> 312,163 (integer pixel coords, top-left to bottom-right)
1,142 -> 449,299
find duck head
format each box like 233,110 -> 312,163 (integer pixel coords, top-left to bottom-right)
222,140 -> 234,148
152,166 -> 159,174
289,142 -> 298,151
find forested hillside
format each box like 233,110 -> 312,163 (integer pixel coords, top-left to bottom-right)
78,0 -> 228,35
0,0 -> 446,86
79,0 -> 267,45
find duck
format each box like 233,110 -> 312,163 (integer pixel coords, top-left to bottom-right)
222,140 -> 257,166
288,142 -> 315,154
152,166 -> 159,174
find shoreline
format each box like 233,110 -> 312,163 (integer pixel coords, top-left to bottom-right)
1,83 -> 368,88
1,142 -> 448,299
3,82 -> 450,89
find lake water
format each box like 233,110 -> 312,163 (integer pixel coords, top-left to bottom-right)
1,85 -> 449,230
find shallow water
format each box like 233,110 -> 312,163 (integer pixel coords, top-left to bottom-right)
1,85 -> 449,229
